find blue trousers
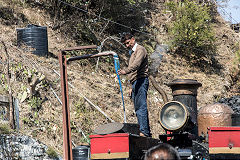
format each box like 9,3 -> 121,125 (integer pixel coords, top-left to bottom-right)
131,77 -> 151,137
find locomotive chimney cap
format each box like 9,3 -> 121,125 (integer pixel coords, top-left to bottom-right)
167,79 -> 202,87
167,79 -> 202,96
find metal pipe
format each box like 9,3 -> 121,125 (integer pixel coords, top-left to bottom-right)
59,52 -> 72,160
62,45 -> 97,52
67,51 -> 127,122
149,75 -> 168,104
59,48 -> 121,160
67,51 -> 117,62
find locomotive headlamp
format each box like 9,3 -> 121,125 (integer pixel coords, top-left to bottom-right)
159,101 -> 189,131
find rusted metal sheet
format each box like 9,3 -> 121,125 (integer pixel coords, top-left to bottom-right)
198,103 -> 233,137
59,52 -> 72,160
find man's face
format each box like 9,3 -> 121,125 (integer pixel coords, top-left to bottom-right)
124,37 -> 135,49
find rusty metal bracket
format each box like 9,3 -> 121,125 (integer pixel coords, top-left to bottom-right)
59,45 -> 97,160
59,52 -> 72,160
59,45 -> 121,160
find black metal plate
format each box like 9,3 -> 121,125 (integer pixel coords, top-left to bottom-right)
94,122 -> 124,135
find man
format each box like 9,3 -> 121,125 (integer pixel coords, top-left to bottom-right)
144,143 -> 181,160
118,32 -> 151,137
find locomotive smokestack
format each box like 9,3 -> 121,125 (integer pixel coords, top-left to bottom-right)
167,79 -> 202,136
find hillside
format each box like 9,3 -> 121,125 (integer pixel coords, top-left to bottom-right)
1,0 -> 240,156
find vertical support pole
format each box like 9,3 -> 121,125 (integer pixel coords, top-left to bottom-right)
59,51 -> 73,160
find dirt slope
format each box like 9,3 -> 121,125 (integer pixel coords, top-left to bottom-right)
1,0 -> 240,156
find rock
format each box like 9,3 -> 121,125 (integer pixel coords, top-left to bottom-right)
218,96 -> 240,114
0,134 -> 61,160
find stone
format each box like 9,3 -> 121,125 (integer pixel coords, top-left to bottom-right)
0,134 -> 61,160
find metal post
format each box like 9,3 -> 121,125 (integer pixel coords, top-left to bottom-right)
59,52 -> 72,160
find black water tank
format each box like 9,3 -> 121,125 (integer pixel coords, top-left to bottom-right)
72,145 -> 90,160
17,24 -> 48,56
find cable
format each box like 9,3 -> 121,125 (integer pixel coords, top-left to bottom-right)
56,0 -> 234,56
218,6 -> 238,24
212,0 -> 239,24
57,0 -> 152,36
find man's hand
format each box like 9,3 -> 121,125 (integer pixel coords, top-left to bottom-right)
128,88 -> 132,98
118,69 -> 126,75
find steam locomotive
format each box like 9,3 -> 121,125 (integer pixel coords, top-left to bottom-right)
88,79 -> 240,160
59,48 -> 239,160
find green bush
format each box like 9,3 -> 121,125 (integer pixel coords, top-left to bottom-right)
167,0 -> 216,62
46,147 -> 58,159
28,96 -> 42,112
0,124 -> 12,134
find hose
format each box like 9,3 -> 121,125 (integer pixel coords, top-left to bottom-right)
113,54 -> 127,123
149,75 -> 168,104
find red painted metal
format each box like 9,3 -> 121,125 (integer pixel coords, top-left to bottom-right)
59,52 -> 72,160
208,127 -> 240,148
90,133 -> 129,154
90,133 -> 160,159
208,127 -> 240,131
166,131 -> 172,141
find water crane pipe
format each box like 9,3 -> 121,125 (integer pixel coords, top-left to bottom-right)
67,51 -> 127,122
67,51 -> 117,61
59,47 -> 126,160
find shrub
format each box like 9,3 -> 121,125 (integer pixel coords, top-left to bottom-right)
166,0 -> 216,62
46,147 -> 58,159
0,124 -> 12,134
